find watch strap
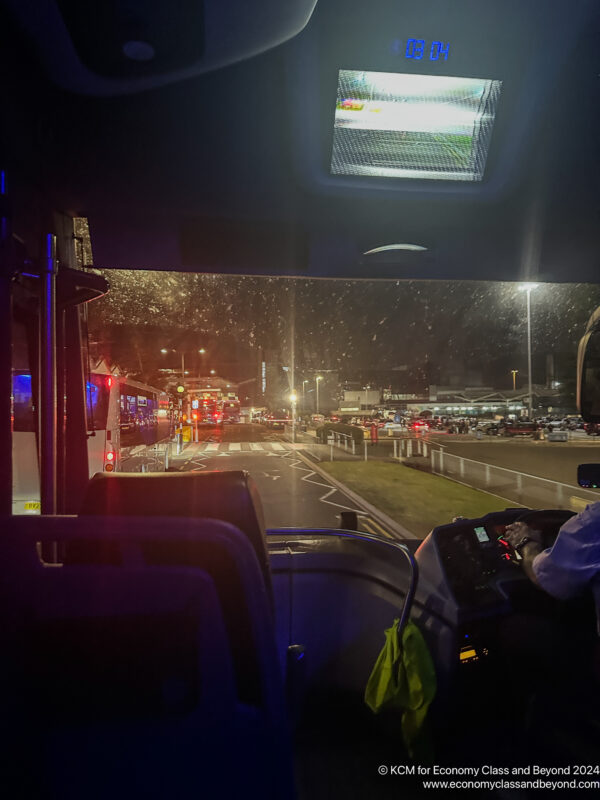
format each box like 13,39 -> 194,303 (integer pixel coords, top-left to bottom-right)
514,534 -> 542,552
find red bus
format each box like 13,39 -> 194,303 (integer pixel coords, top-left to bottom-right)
195,398 -> 223,426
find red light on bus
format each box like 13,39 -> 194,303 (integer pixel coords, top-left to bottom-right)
107,377 -> 113,388
105,451 -> 115,461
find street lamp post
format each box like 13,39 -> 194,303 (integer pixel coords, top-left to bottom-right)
316,376 -> 323,414
302,380 -> 308,412
511,369 -> 518,391
289,391 -> 297,443
519,284 -> 538,420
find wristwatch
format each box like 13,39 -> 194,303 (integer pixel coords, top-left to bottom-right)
514,534 -> 543,553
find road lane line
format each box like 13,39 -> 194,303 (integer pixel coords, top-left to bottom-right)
284,458 -> 366,514
366,517 -> 393,539
361,519 -> 379,536
293,450 -> 417,540
229,443 -> 241,451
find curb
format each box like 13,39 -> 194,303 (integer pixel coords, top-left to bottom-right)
295,449 -> 418,540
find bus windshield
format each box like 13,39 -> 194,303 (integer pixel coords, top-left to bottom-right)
87,272 -> 600,536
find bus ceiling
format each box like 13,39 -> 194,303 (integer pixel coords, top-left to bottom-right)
1,0 -> 319,95
0,0 -> 598,283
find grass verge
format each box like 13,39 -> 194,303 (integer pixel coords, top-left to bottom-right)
320,461 -> 514,538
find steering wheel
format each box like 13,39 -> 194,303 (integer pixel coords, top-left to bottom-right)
514,509 -> 576,550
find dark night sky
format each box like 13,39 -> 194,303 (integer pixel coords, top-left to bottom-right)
88,270 -> 600,391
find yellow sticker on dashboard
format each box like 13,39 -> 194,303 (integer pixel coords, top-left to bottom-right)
24,501 -> 41,511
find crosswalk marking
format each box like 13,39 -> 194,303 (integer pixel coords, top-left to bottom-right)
185,441 -> 291,454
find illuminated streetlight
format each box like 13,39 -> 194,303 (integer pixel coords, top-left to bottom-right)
511,369 -> 518,391
302,379 -> 309,411
160,348 -> 185,377
210,369 -> 216,375
518,283 -> 538,419
198,348 -> 206,354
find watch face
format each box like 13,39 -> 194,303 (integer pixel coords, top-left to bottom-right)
515,537 -> 530,551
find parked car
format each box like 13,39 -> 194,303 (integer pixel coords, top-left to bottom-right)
501,421 -> 538,437
478,422 -> 500,435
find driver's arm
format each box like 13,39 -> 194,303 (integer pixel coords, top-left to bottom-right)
517,539 -> 545,587
506,504 -> 600,601
504,522 -> 545,587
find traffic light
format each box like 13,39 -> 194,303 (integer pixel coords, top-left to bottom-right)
176,384 -> 185,394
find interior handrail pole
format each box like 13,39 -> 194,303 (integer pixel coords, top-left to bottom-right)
0,169 -> 11,515
40,233 -> 58,514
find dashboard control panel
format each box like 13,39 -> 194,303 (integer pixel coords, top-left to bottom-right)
433,511 -> 524,607
416,508 -> 575,612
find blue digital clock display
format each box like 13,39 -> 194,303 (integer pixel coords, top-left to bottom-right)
391,39 -> 450,61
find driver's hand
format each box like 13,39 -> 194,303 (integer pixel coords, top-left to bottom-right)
504,522 -> 543,548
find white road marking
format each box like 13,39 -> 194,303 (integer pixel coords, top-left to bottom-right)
250,443 -> 263,451
205,443 -> 219,452
284,455 -> 366,515
271,443 -> 285,450
229,443 -> 241,451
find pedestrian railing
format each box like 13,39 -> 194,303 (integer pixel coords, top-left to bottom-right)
431,449 -> 600,511
327,431 -> 357,455
391,436 -> 433,459
137,442 -> 172,473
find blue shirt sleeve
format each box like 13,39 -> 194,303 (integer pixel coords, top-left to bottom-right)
532,503 -> 600,600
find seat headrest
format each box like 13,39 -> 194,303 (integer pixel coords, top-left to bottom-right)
80,471 -> 271,594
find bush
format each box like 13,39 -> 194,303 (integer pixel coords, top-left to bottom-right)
316,422 -> 364,444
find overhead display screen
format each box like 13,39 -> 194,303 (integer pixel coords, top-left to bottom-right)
331,70 -> 502,182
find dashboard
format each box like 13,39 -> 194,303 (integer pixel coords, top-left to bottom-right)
413,508 -> 576,674
416,508 -> 575,615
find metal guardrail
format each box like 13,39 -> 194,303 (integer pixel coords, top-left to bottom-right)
134,442 -> 172,473
267,528 -> 418,636
431,449 -> 600,511
391,435 -> 434,459
327,430 -> 357,455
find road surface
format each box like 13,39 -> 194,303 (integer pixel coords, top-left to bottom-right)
428,435 -> 600,487
121,424 -> 397,538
